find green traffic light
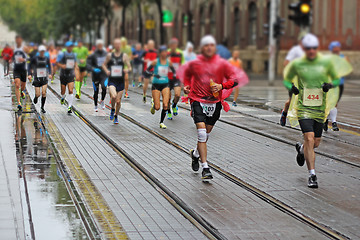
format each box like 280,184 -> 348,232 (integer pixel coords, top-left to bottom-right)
162,10 -> 173,23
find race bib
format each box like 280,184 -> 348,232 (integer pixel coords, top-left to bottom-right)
303,88 -> 323,106
200,102 -> 216,117
15,55 -> 22,64
36,68 -> 47,78
111,66 -> 123,77
158,66 -> 168,77
66,59 -> 75,69
97,57 -> 106,67
173,63 -> 180,70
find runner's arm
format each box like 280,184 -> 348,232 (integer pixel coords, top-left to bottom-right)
123,53 -> 132,72
102,53 -> 111,74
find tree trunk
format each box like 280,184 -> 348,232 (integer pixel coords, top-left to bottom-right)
121,6 -> 126,36
137,2 -> 143,43
187,11 -> 192,43
107,16 -> 112,45
155,0 -> 164,44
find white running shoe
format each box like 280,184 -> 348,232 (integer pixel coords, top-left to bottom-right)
94,106 -> 98,112
100,101 -> 105,110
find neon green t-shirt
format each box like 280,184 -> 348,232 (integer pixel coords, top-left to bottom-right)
284,55 -> 338,121
73,46 -> 89,67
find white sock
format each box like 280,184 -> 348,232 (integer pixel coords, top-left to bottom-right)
300,144 -> 304,154
309,169 -> 316,176
201,162 -> 209,169
68,94 -> 73,107
329,108 -> 337,123
193,147 -> 200,158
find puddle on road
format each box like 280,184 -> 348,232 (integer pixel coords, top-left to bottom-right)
15,111 -> 88,239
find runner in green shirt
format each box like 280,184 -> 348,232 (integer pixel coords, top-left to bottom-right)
73,39 -> 89,99
283,33 -> 352,188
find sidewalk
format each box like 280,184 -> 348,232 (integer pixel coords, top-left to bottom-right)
0,73 -> 25,239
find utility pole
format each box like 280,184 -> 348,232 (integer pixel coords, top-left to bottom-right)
268,0 -> 278,86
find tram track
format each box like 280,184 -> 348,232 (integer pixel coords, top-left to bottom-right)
129,89 -> 360,168
64,86 -> 351,240
21,99 -> 101,239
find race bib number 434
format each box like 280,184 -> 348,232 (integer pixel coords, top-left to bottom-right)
303,88 -> 323,106
200,102 -> 216,117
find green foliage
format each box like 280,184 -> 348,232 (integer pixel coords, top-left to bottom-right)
0,0 -> 112,42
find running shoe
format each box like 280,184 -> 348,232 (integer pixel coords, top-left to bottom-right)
113,116 -> 119,124
60,98 -> 65,105
143,95 -> 146,103
124,92 -> 129,98
150,103 -> 155,115
159,123 -> 167,129
110,109 -> 115,120
138,83 -> 143,88
100,100 -> 105,110
190,149 -> 200,172
167,111 -> 173,120
94,106 -> 98,112
17,104 -> 22,111
323,119 -> 328,131
280,110 -> 287,126
67,106 -> 72,114
308,175 -> 318,188
21,91 -> 25,99
295,142 -> 305,167
201,168 -> 213,179
132,81 -> 135,87
51,79 -> 54,84
172,105 -> 178,116
232,101 -> 237,107
41,108 -> 46,113
33,97 -> 38,104
332,122 -> 339,131
75,94 -> 80,99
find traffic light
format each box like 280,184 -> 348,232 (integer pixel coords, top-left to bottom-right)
264,17 -> 285,39
288,0 -> 312,26
273,17 -> 285,38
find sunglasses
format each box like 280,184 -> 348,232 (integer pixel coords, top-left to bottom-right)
305,47 -> 318,50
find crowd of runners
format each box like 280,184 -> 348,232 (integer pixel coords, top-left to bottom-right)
0,33 -> 352,186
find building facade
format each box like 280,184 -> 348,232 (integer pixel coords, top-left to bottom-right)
108,0 -> 360,76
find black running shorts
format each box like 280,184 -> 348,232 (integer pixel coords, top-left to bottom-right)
79,66 -> 87,73
169,79 -> 181,90
152,83 -> 169,91
32,77 -> 48,87
60,75 -> 75,85
191,101 -> 222,126
13,70 -> 27,83
108,80 -> 124,92
298,119 -> 324,138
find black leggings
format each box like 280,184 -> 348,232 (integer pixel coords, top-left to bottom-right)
93,78 -> 108,106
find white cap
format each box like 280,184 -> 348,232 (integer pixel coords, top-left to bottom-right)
200,35 -> 216,48
96,39 -> 104,45
302,33 -> 319,48
39,45 -> 46,52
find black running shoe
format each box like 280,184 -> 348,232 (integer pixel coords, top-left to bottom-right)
332,122 -> 339,131
308,175 -> 318,188
190,149 -> 200,172
295,142 -> 305,167
201,168 -> 213,179
41,108 -> 46,113
323,119 -> 328,131
68,106 -> 72,114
